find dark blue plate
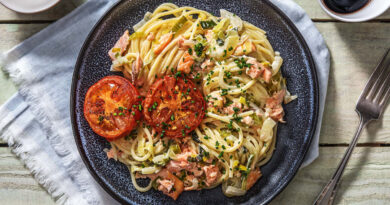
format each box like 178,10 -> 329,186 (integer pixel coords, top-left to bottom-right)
71,0 -> 319,204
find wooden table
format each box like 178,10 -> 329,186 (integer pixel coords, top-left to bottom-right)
0,1 -> 389,204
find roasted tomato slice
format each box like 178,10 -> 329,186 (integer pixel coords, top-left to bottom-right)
143,76 -> 206,138
84,76 -> 142,141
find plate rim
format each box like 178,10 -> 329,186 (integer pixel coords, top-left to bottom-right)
0,0 -> 60,14
70,0 -> 319,204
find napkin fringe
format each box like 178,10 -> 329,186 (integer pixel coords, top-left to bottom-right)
0,129 -> 68,204
3,65 -> 97,205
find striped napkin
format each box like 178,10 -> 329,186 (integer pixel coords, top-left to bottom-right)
0,0 -> 330,204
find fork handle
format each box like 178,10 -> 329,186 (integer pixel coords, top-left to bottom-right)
313,113 -> 371,205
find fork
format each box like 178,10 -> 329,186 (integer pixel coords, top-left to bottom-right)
314,48 -> 390,205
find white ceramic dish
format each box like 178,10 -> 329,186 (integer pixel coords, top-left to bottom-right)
318,0 -> 390,22
0,0 -> 60,14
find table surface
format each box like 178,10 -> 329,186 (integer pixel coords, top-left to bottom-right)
1,0 -> 389,204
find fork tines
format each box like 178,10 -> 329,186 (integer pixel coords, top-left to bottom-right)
357,48 -> 390,117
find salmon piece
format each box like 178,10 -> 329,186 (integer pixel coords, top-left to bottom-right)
246,66 -> 263,79
166,149 -> 194,173
266,89 -> 286,122
245,168 -> 262,190
178,36 -> 194,49
167,156 -> 204,177
266,89 -> 285,108
157,178 -> 174,193
156,169 -> 184,200
208,92 -> 225,108
205,30 -> 214,43
203,165 -> 220,186
246,57 -> 272,83
167,160 -> 192,173
106,148 -> 116,160
166,144 -> 205,178
246,57 -> 264,79
269,106 -> 284,123
154,33 -> 173,55
246,57 -> 258,67
177,51 -> 195,74
259,62 -> 272,83
192,166 -> 203,177
223,101 -> 242,115
108,30 -> 130,60
201,58 -> 215,71
130,55 -> 143,83
241,116 -> 254,126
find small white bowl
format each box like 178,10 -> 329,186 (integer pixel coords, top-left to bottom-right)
0,0 -> 60,14
318,0 -> 390,22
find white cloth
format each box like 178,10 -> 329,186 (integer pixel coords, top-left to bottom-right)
0,0 -> 329,204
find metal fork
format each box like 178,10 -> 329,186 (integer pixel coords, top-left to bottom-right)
314,48 -> 390,205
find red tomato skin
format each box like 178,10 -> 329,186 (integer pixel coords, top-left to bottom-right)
142,76 -> 206,138
83,75 -> 142,141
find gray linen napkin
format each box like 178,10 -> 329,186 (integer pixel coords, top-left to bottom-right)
0,0 -> 329,204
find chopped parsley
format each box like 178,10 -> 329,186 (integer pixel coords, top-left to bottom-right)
224,71 -> 232,79
194,43 -> 204,57
174,71 -> 182,79
218,151 -> 224,158
152,102 -> 158,110
226,120 -> 234,130
194,73 -> 201,80
221,89 -> 228,96
234,57 -> 252,69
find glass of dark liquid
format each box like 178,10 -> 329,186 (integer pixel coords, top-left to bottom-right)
318,0 -> 390,22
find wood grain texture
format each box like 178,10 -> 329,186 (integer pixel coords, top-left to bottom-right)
2,146 -> 390,205
317,22 -> 390,144
0,24 -> 49,51
273,147 -> 390,204
294,0 -> 390,20
0,148 -> 54,205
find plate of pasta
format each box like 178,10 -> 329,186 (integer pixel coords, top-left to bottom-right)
71,0 -> 319,204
